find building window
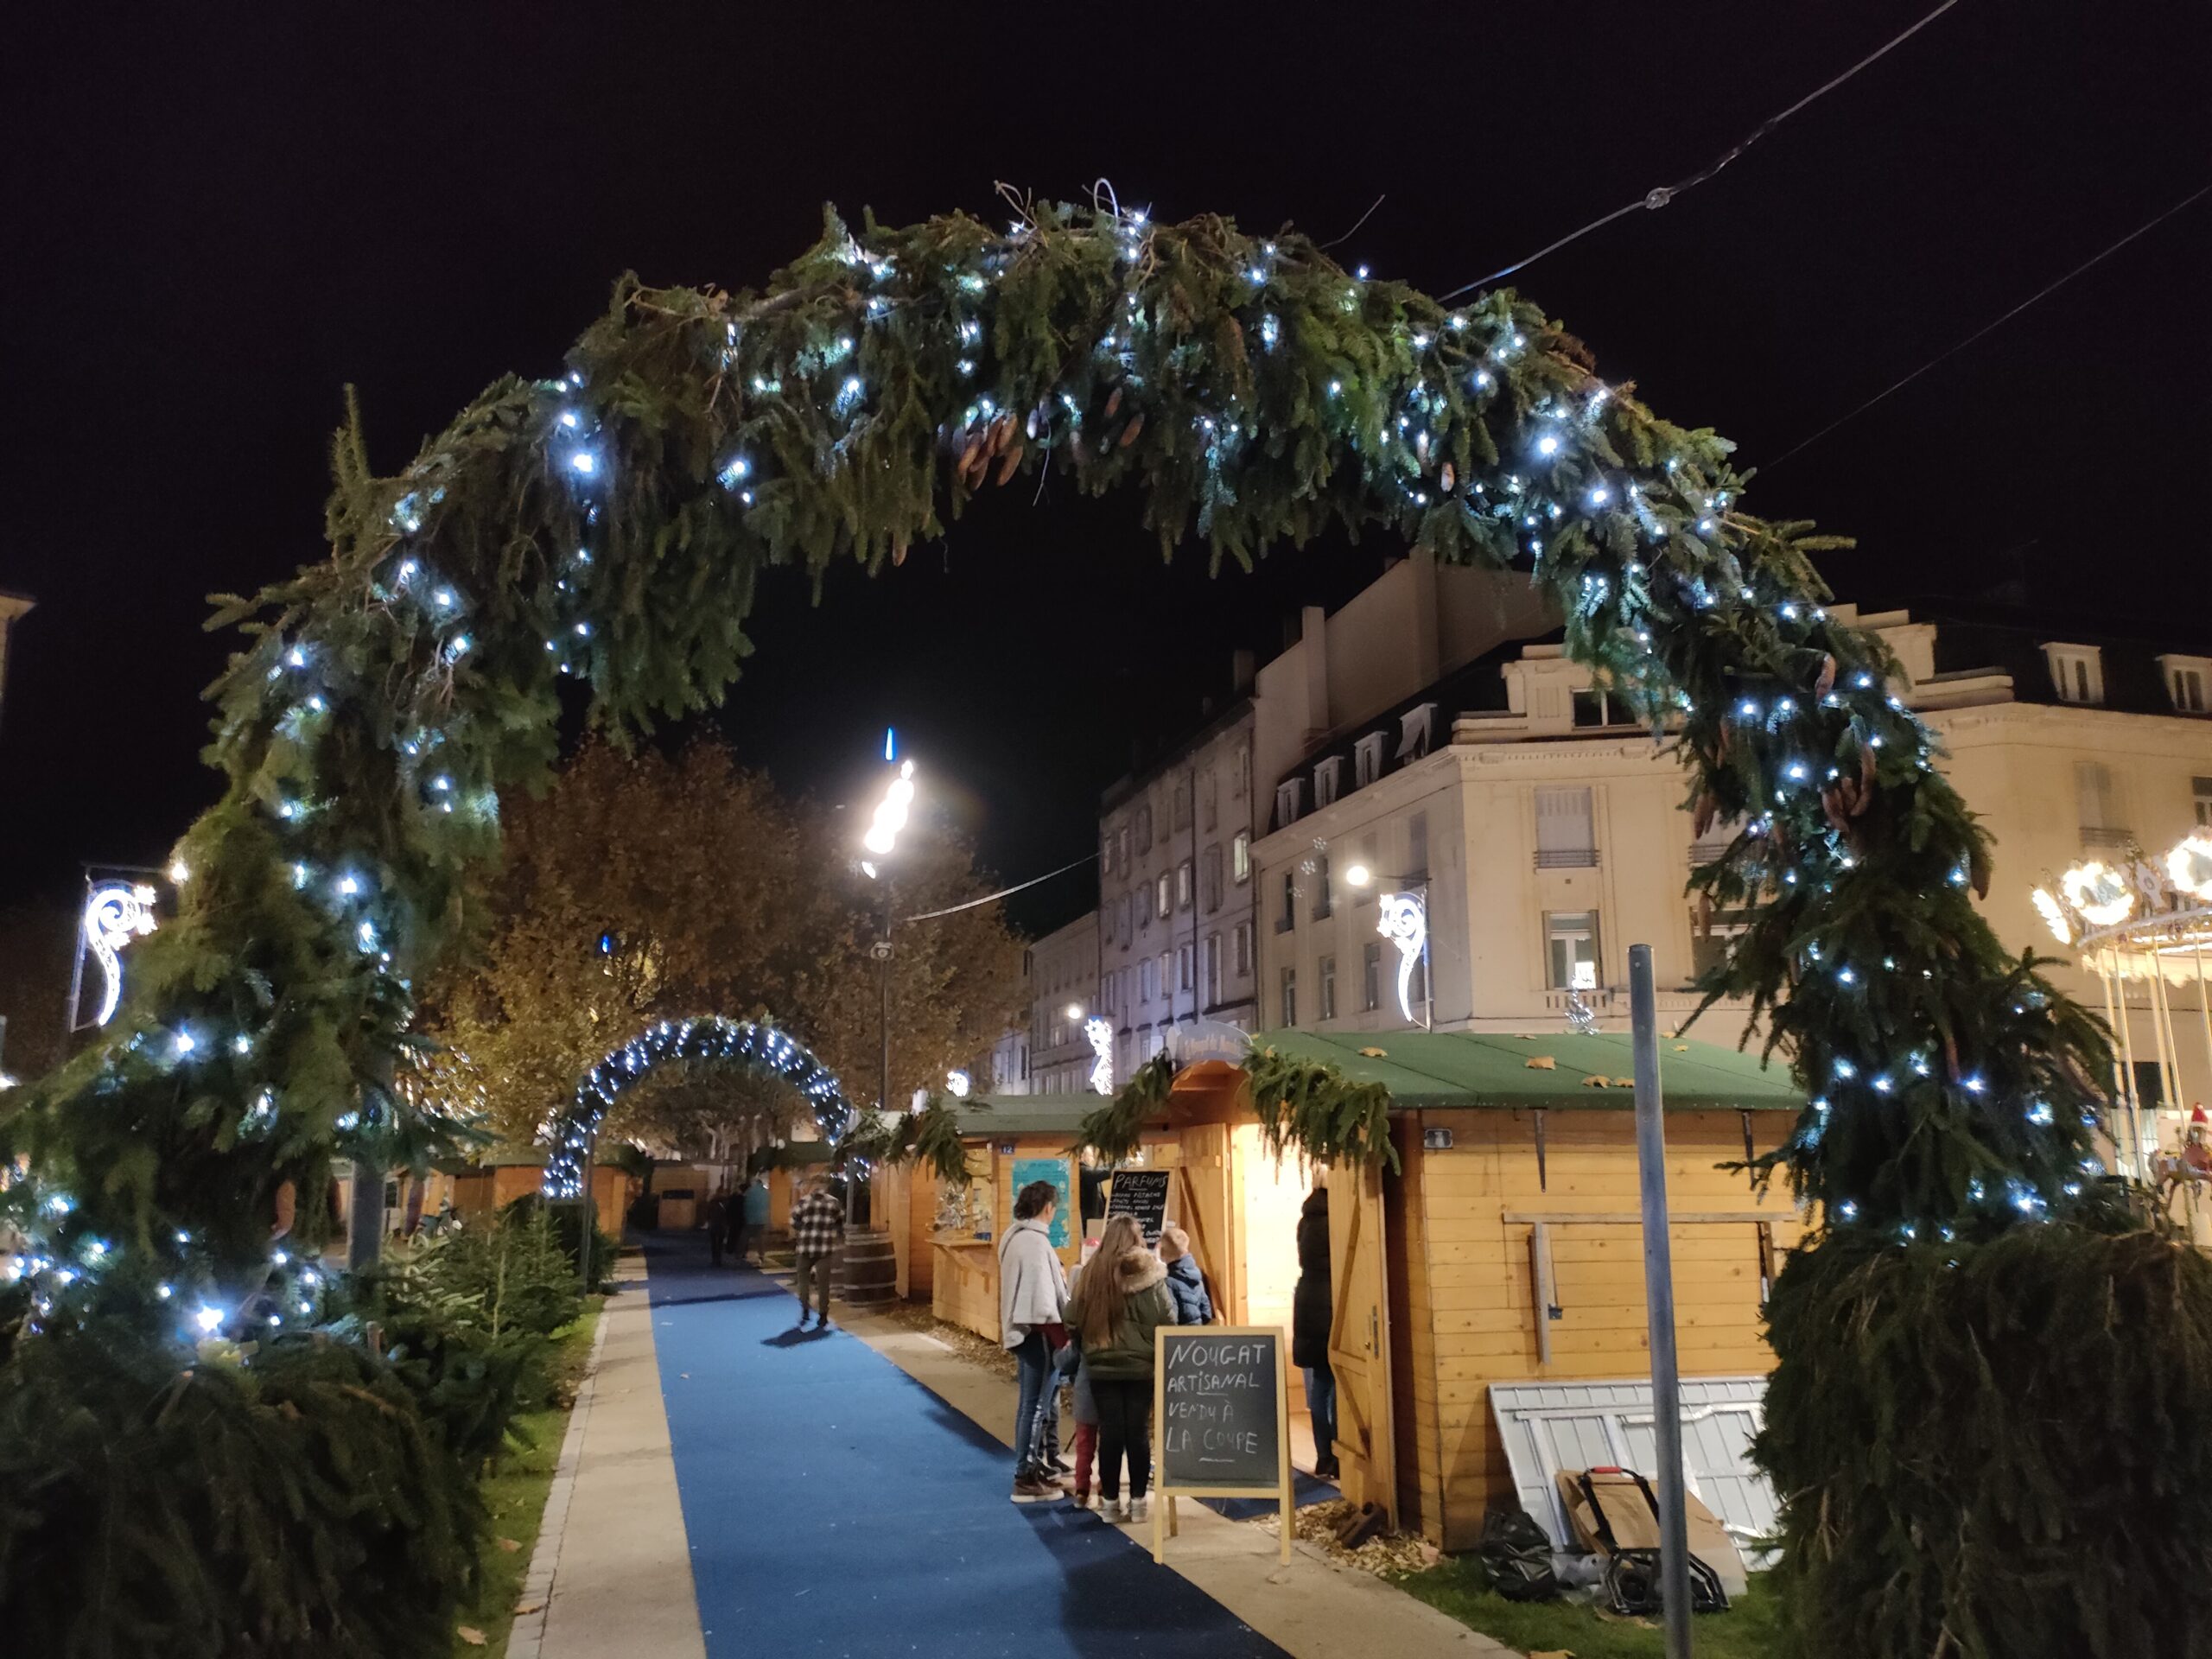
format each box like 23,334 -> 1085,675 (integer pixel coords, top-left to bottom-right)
1546,911 -> 1602,990
1232,921 -> 1254,977
1314,756 -> 1343,810
1535,785 -> 1599,868
1140,957 -> 1156,1003
1160,952 -> 1174,1007
1203,844 -> 1223,912
1408,811 -> 1429,880
1233,832 -> 1251,883
1118,825 -> 1131,871
1355,732 -> 1389,790
1201,768 -> 1218,830
1319,954 -> 1337,1020
1278,872 -> 1297,933
1362,942 -> 1382,1011
1573,688 -> 1631,728
2077,760 -> 2127,849
1173,777 -> 1192,832
1178,944 -> 1193,993
2196,776 -> 2212,828
1275,779 -> 1306,830
1121,893 -> 1135,946
1398,702 -> 1436,761
1690,909 -> 1751,982
2044,643 -> 2103,705
1177,860 -> 1194,911
1233,746 -> 1250,802
1312,853 -> 1332,919
1281,967 -> 1297,1027
1156,873 -> 1173,918
1206,932 -> 1223,1005
1135,806 -> 1153,853
2163,656 -> 2211,715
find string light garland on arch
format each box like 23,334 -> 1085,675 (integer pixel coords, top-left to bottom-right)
543,1017 -> 854,1199
1,194 -> 2127,1333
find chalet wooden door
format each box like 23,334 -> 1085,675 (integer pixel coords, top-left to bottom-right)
1327,1161 -> 1396,1522
1172,1123 -> 1235,1315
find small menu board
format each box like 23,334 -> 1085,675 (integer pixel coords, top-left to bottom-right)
1151,1326 -> 1293,1564
1103,1169 -> 1172,1244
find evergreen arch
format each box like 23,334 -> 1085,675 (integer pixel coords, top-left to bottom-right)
545,1016 -> 852,1198
5,198 -> 2206,1657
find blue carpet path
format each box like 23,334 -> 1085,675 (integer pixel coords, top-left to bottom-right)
644,1236 -> 1291,1659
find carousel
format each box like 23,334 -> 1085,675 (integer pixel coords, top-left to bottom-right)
2031,830 -> 2212,1241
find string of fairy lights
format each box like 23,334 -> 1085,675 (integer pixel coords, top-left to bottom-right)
7,200 -> 2113,1354
543,1017 -> 853,1200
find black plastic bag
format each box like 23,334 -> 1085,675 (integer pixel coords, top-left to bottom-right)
1478,1506 -> 1560,1602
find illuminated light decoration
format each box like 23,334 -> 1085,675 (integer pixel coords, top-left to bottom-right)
2030,887 -> 2072,944
193,1305 -> 224,1333
862,759 -> 918,857
82,881 -> 159,1026
2165,832 -> 2212,902
168,858 -> 191,885
1377,891 -> 1428,1024
569,450 -> 599,476
1084,1017 -> 1116,1096
945,1068 -> 971,1099
543,1015 -> 853,1200
2060,861 -> 2133,928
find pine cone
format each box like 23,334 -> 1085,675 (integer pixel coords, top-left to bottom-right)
1815,653 -> 1837,698
994,441 -> 1024,486
1105,386 -> 1123,419
1118,413 -> 1145,449
1440,461 -> 1456,494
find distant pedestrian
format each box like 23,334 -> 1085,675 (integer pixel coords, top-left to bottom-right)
998,1179 -> 1070,1503
788,1175 -> 843,1332
738,1173 -> 770,1266
1294,1186 -> 1338,1481
1065,1213 -> 1173,1523
704,1185 -> 734,1268
1158,1224 -> 1213,1325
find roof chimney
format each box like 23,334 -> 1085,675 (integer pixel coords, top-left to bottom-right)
1230,649 -> 1255,693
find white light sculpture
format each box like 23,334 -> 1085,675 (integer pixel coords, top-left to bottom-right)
863,760 -> 918,858
946,1068 -> 971,1098
1377,891 -> 1427,1025
1085,1016 -> 1115,1095
82,882 -> 159,1027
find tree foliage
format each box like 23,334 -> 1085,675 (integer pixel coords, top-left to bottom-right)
427,738 -> 1021,1153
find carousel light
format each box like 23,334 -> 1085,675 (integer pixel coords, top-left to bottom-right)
2030,887 -> 2073,945
2061,861 -> 2133,928
2164,832 -> 2212,903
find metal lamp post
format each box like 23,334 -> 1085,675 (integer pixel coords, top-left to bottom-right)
861,739 -> 918,1128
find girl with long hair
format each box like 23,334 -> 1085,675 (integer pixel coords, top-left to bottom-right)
1065,1212 -> 1174,1521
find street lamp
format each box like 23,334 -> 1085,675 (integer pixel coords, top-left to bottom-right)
861,738 -> 917,1129
1344,865 -> 1431,1029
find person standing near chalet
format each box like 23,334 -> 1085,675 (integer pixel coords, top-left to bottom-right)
704,1184 -> 734,1268
1158,1224 -> 1213,1324
1294,1186 -> 1339,1481
738,1173 -> 771,1266
788,1175 -> 844,1332
998,1179 -> 1071,1503
1065,1213 -> 1173,1522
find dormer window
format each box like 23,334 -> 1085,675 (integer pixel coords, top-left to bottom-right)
1572,687 -> 1632,728
1313,756 -> 1343,810
2160,654 -> 2210,715
2044,643 -> 2103,706
1398,702 -> 1437,761
1274,778 -> 1306,830
1354,731 -> 1389,789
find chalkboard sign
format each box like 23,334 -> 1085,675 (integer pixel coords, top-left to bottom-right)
1151,1325 -> 1294,1565
1103,1169 -> 1171,1243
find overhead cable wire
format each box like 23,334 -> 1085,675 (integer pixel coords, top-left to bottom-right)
1438,0 -> 1965,299
895,852 -> 1097,925
1764,182 -> 2210,467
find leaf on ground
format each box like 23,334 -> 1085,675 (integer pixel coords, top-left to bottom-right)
457,1626 -> 487,1646
514,1602 -> 544,1616
498,1536 -> 523,1552
1525,1056 -> 1556,1070
1530,1649 -> 1574,1658
1357,1046 -> 1387,1058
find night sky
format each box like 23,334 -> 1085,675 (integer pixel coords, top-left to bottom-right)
5,3 -> 2206,938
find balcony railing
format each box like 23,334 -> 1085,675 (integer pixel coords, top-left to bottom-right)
1535,848 -> 1600,869
2081,825 -> 2133,850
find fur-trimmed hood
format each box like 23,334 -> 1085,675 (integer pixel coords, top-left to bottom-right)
1116,1253 -> 1167,1293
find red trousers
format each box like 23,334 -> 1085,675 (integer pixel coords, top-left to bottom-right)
1069,1422 -> 1098,1497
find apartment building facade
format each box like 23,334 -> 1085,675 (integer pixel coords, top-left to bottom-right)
1252,600 -> 2212,1102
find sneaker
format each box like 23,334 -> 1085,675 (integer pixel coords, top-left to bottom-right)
1103,1494 -> 1128,1521
1129,1495 -> 1152,1523
1070,1489 -> 1094,1510
1010,1475 -> 1058,1503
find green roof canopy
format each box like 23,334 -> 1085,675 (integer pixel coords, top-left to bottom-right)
1249,1029 -> 1802,1113
948,1096 -> 1100,1137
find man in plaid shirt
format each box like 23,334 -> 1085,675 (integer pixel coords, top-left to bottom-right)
788,1175 -> 845,1332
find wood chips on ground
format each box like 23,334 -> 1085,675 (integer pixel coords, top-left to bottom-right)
1249,1498 -> 1440,1578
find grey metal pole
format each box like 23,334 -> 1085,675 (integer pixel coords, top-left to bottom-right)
1629,944 -> 1693,1657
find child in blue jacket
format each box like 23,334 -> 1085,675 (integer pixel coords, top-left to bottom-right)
1159,1225 -> 1213,1324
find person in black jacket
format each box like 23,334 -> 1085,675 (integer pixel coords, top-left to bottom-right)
1292,1186 -> 1338,1481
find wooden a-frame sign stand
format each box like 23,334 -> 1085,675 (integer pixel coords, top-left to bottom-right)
1150,1325 -> 1294,1566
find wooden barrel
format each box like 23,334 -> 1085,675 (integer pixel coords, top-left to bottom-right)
836,1228 -> 899,1304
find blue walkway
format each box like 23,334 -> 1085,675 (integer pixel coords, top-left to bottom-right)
644,1236 -> 1288,1658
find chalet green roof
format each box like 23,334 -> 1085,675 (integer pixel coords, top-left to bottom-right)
1247,1029 -> 1803,1112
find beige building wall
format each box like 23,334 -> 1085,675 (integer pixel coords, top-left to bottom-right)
1255,607 -> 2212,1122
